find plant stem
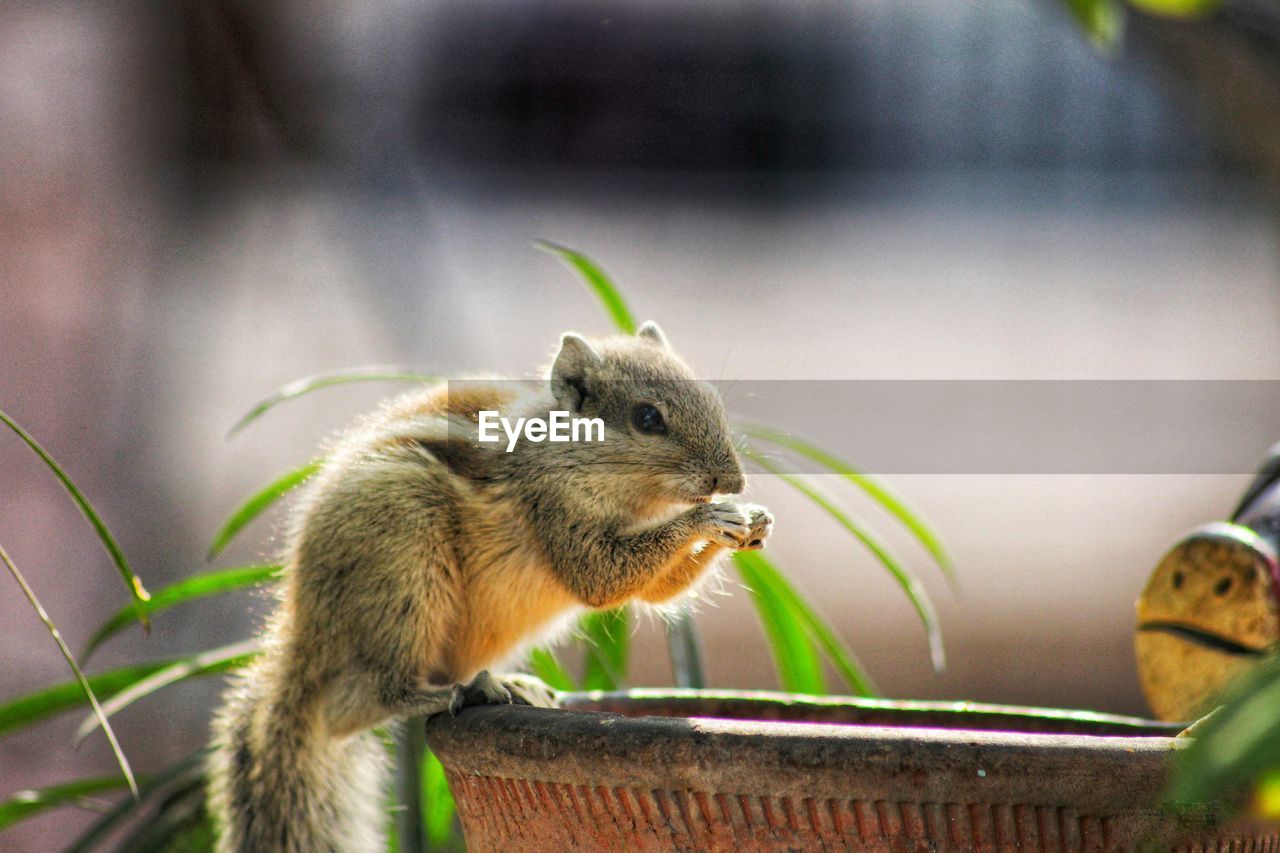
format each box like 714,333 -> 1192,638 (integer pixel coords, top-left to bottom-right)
395,719 -> 427,853
665,612 -> 706,689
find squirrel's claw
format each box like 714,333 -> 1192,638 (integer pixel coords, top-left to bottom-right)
701,502 -> 752,548
446,684 -> 467,718
739,505 -> 774,552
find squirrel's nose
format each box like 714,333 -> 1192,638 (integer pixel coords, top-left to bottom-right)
710,470 -> 745,495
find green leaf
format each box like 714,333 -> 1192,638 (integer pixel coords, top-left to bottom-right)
527,647 -> 578,692
536,241 -> 637,334
745,450 -> 946,674
734,549 -> 875,696
114,781 -> 207,853
740,424 -> 955,589
84,564 -> 281,662
0,776 -> 134,830
76,640 -> 259,745
1168,655 -> 1280,806
227,367 -> 438,437
0,408 -> 150,628
1126,0 -> 1218,18
67,751 -> 208,853
1,662 -> 163,738
579,609 -> 630,691
208,460 -> 323,559
538,242 -> 702,690
131,804 -> 215,853
1066,0 -> 1124,50
422,749 -> 458,848
1,544 -> 137,797
0,651 -> 249,738
732,551 -> 825,694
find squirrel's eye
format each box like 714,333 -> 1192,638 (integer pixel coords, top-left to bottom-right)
631,403 -> 667,435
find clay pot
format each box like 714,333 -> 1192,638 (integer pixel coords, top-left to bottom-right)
425,689 -> 1280,851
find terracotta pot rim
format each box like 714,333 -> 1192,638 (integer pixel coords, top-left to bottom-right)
425,687 -> 1188,810
556,687 -> 1184,734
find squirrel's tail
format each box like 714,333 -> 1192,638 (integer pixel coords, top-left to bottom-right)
207,652 -> 389,852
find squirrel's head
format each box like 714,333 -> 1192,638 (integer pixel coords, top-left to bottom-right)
548,321 -> 746,507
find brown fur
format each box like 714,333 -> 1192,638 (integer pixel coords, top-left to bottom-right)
207,323 -> 772,851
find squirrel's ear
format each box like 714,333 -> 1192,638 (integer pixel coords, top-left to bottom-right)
636,320 -> 670,350
550,333 -> 601,412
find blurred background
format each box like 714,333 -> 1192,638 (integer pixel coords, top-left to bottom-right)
4,0 -> 1280,848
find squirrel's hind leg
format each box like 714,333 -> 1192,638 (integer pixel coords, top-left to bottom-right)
380,670 -> 558,720
372,671 -> 516,721
373,678 -> 459,719
449,670 -> 559,713
494,672 -> 559,708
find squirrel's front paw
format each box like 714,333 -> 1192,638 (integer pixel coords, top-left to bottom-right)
696,502 -> 752,548
738,504 -> 774,551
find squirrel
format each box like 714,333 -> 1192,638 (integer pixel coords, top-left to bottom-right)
206,321 -> 773,851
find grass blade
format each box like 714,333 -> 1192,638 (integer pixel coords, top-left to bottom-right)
746,450 -> 946,674
542,241 -> 698,691
75,640 -> 259,746
1168,655 -> 1280,806
737,551 -> 876,696
0,652 -> 248,738
114,780 -> 207,853
535,242 -> 649,692
67,751 -> 208,853
741,424 -> 955,589
1,662 -> 166,738
0,776 -> 135,830
536,241 -> 637,334
83,564 -> 281,662
579,609 -> 630,691
732,551 -> 825,694
0,408 -> 150,629
208,460 -> 323,559
527,647 -> 577,692
1,544 -> 137,797
422,749 -> 458,848
227,367 -> 438,437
